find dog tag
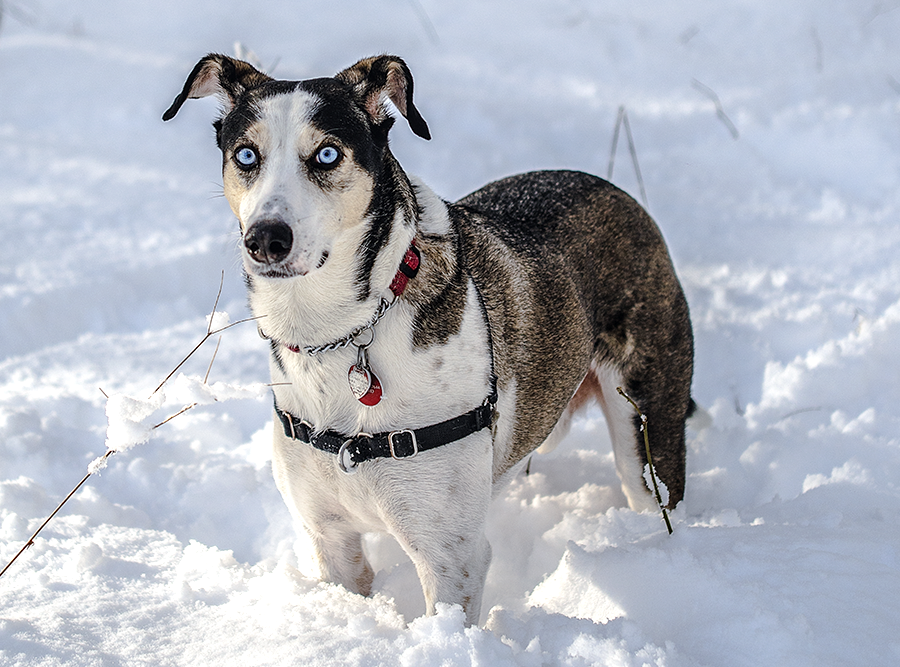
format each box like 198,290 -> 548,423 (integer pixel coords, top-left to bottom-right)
348,364 -> 373,398
348,365 -> 383,406
358,369 -> 383,406
348,345 -> 383,406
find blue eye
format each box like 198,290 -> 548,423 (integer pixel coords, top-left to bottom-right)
315,146 -> 341,167
235,146 -> 258,169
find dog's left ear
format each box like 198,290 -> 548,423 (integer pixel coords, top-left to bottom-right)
336,55 -> 431,140
162,53 -> 272,121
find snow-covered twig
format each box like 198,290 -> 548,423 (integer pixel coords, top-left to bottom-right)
616,387 -> 674,534
149,273 -> 263,397
1,401 -> 189,579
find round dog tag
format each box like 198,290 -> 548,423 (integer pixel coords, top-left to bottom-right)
348,365 -> 383,406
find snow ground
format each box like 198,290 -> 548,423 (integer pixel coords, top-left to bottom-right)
1,1 -> 900,665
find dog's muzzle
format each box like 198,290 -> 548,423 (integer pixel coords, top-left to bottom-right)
243,219 -> 293,266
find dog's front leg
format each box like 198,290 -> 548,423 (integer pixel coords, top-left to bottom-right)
271,431 -> 376,595
377,433 -> 494,625
305,517 -> 375,597
403,529 -> 492,626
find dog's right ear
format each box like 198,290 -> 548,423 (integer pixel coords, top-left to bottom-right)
162,54 -> 272,121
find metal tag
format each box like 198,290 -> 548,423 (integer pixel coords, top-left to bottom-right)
348,364 -> 373,399
348,343 -> 383,406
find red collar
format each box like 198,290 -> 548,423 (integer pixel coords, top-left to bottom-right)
388,241 -> 421,297
281,240 -> 421,355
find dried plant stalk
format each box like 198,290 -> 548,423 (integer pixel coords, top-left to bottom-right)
617,386 -> 674,534
0,275 -> 264,580
607,105 -> 649,209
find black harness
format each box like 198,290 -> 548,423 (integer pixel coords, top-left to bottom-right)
275,385 -> 496,473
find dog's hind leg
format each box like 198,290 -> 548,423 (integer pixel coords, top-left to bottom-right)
592,357 -> 690,511
588,361 -> 666,511
589,362 -> 654,511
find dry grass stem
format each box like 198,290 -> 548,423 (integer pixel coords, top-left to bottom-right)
607,105 -> 649,209
691,79 -> 739,140
0,277 -> 262,580
616,386 -> 674,534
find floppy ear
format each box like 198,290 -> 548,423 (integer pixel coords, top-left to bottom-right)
162,54 -> 272,121
335,55 -> 431,140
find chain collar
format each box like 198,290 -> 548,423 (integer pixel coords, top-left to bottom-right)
298,296 -> 397,356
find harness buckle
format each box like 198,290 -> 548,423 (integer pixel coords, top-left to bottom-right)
388,429 -> 418,460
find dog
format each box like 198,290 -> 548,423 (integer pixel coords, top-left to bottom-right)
163,54 -> 693,625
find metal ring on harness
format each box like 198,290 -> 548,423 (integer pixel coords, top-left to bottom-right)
337,440 -> 357,473
337,433 -> 373,474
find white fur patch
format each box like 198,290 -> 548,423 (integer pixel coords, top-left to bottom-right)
410,176 -> 451,235
592,362 -> 656,512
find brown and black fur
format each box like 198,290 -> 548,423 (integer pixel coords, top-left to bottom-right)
454,171 -> 693,502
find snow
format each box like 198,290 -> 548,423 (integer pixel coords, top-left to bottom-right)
2,0 -> 900,664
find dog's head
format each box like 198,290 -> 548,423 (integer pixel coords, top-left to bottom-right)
163,54 -> 430,284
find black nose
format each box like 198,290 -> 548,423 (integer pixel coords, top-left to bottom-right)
243,220 -> 293,265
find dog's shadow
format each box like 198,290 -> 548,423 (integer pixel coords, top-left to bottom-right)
363,406 -> 626,622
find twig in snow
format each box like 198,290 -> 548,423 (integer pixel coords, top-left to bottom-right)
0,278 -> 263,581
810,26 -> 824,73
0,0 -> 37,31
679,25 -> 700,45
204,337 -> 223,384
0,458 -> 103,579
888,75 -> 900,95
691,78 -> 739,140
232,42 -> 264,69
607,106 -> 649,209
152,403 -> 199,429
231,42 -> 281,76
0,398 -> 191,580
864,4 -> 900,26
616,387 -> 673,534
149,272 -> 263,397
775,406 -> 824,425
607,107 -> 624,180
